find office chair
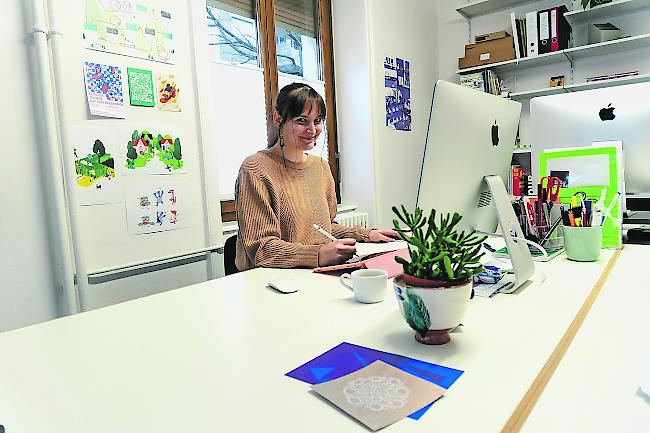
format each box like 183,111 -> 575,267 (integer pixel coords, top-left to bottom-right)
224,235 -> 239,276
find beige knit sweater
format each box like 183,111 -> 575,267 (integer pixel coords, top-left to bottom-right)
234,145 -> 372,271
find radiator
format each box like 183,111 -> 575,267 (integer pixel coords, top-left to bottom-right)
335,211 -> 369,228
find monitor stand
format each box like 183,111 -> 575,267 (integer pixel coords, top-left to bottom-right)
483,175 -> 535,293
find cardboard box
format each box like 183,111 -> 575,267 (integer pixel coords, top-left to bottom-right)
459,35 -> 516,69
475,31 -> 510,43
588,23 -> 620,44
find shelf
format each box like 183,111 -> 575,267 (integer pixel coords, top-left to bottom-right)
508,73 -> 650,100
457,33 -> 650,74
513,148 -> 532,153
456,0 -> 541,19
565,32 -> 650,59
457,50 -> 567,74
564,0 -> 650,26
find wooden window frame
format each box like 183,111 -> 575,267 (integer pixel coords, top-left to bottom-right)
219,0 -> 340,222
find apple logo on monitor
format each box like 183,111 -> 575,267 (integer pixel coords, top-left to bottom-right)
599,103 -> 616,121
491,120 -> 499,146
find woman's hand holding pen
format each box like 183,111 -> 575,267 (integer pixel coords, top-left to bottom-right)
368,229 -> 400,242
318,238 -> 357,266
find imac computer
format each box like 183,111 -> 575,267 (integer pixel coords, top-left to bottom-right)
417,80 -> 534,292
530,81 -> 650,242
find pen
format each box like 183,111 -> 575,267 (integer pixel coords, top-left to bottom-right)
313,224 -> 337,241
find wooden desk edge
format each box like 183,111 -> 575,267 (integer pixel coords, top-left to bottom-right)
502,250 -> 623,433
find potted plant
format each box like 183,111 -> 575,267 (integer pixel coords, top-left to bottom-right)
391,206 -> 486,345
580,0 -> 612,9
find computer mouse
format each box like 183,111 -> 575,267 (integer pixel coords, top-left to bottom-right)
266,278 -> 298,294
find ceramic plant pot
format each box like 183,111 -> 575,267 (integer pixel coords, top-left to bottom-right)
393,274 -> 473,345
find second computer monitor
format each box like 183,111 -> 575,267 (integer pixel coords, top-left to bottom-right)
417,80 -> 522,233
531,81 -> 650,203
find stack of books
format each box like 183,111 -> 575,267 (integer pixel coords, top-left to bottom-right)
459,69 -> 501,95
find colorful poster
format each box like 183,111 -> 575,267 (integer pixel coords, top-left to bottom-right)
71,126 -> 123,205
124,181 -> 190,235
127,67 -> 155,107
121,125 -> 187,174
82,0 -> 175,64
83,61 -> 125,118
157,72 -> 181,111
384,55 -> 411,131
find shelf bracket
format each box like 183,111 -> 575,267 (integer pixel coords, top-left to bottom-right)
563,51 -> 575,85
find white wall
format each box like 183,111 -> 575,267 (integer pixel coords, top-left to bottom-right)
0,0 -> 62,331
333,0 -> 439,228
436,0 -> 650,150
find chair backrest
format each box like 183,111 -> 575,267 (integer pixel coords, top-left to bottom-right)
224,235 -> 239,276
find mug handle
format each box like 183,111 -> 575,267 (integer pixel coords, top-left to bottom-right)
340,273 -> 353,290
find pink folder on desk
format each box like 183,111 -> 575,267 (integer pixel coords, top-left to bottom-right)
313,248 -> 409,278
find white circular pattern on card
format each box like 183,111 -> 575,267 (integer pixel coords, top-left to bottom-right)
342,376 -> 410,411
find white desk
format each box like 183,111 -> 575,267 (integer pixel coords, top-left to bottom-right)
0,251 -> 624,433
522,244 -> 650,433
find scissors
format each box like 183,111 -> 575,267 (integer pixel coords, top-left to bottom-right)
540,176 -> 562,203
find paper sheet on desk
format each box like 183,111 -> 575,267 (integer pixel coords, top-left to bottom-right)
355,241 -> 407,259
286,342 -> 463,420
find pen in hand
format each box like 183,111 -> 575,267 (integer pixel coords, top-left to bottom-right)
313,224 -> 338,241
313,224 -> 360,262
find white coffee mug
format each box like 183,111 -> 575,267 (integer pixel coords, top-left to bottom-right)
340,269 -> 388,303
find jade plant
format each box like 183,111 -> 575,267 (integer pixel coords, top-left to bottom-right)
392,206 -> 487,283
581,0 -> 611,9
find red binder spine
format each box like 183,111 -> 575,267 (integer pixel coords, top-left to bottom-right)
550,7 -> 559,52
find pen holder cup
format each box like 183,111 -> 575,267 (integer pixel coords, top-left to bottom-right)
563,225 -> 602,262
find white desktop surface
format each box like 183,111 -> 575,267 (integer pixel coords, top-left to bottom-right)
522,244 -> 650,433
0,251 -> 619,433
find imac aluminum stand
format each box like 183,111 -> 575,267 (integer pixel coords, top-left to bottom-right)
484,175 -> 535,293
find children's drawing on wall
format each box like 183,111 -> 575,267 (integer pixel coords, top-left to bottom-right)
384,55 -> 411,131
122,126 -> 186,174
84,61 -> 125,118
82,0 -> 175,64
127,67 -> 155,107
124,182 -> 190,235
157,73 -> 181,111
71,126 -> 123,205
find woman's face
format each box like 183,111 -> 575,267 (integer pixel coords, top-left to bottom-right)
279,101 -> 324,151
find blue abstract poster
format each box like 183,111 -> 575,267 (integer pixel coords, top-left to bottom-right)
286,342 -> 463,420
384,55 -> 411,131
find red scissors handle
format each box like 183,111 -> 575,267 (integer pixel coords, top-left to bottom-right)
541,176 -> 561,202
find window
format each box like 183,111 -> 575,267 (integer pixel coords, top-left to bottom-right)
206,0 -> 339,219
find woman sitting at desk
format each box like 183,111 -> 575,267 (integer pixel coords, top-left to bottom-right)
235,83 -> 397,271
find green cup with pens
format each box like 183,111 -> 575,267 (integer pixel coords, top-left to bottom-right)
560,190 -> 612,261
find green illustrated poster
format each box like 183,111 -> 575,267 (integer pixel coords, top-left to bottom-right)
121,125 -> 186,175
127,67 -> 155,107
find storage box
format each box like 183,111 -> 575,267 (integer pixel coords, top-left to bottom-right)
458,34 -> 516,69
588,23 -> 620,44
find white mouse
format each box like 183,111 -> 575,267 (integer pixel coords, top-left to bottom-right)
267,278 -> 298,294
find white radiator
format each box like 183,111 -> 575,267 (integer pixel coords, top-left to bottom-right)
335,211 -> 369,228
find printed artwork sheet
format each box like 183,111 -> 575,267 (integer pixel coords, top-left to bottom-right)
127,67 -> 155,107
120,124 -> 187,174
84,61 -> 126,118
384,55 -> 411,131
157,72 -> 181,111
312,361 -> 445,431
70,125 -> 124,205
124,181 -> 191,235
83,0 -> 175,64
